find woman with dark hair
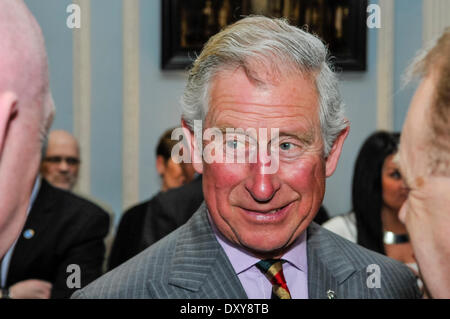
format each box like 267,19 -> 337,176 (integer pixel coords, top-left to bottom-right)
323,131 -> 417,270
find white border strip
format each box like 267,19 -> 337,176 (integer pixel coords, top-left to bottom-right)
73,0 -> 91,194
122,0 -> 140,210
423,0 -> 450,45
376,0 -> 394,131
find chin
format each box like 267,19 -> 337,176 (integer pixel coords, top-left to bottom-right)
56,183 -> 71,191
243,242 -> 290,259
238,232 -> 294,257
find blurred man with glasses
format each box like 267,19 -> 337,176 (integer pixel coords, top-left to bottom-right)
40,130 -> 80,191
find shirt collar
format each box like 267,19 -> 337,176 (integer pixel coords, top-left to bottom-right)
207,209 -> 308,275
28,175 -> 41,215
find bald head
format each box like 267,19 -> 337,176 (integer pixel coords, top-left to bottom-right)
0,0 -> 49,100
41,130 -> 80,191
0,0 -> 54,258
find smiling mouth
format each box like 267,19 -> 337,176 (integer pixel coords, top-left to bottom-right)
247,205 -> 287,214
240,202 -> 294,222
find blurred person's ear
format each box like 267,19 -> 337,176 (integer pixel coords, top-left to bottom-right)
0,91 -> 18,155
325,124 -> 350,177
181,162 -> 196,182
181,119 -> 203,174
156,155 -> 166,176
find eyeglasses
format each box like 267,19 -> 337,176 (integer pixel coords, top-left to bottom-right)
44,156 -> 80,166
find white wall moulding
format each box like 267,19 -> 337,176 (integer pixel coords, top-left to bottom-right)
73,0 -> 91,194
122,0 -> 141,211
423,0 -> 450,45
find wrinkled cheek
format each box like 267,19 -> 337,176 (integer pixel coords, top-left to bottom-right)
281,160 -> 326,221
202,163 -> 247,205
281,159 -> 325,195
205,162 -> 247,187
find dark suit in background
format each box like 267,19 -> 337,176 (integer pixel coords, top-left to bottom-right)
108,176 -> 203,270
6,179 -> 110,298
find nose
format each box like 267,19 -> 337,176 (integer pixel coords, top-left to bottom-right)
245,162 -> 281,203
58,160 -> 69,172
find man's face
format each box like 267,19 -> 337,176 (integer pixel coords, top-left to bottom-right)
158,156 -> 189,191
193,68 -> 347,258
40,134 -> 80,191
398,74 -> 450,296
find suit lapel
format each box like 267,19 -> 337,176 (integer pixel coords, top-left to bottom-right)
164,203 -> 247,298
149,204 -> 359,299
307,222 -> 357,299
7,180 -> 56,283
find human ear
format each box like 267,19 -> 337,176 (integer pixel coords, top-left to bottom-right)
0,91 -> 18,155
325,124 -> 350,177
156,155 -> 166,175
181,119 -> 203,174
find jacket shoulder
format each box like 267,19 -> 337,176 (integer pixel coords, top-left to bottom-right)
308,223 -> 420,298
72,222 -> 181,298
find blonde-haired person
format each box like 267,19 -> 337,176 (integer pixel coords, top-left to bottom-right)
397,28 -> 450,298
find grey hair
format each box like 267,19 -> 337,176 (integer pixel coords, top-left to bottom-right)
181,16 -> 347,156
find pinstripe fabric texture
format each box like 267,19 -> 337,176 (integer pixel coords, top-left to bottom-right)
72,202 -> 420,299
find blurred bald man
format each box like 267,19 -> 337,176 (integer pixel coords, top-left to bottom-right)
40,130 -> 116,275
0,0 -> 54,259
41,130 -> 80,191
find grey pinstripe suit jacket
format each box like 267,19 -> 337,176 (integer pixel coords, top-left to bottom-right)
72,202 -> 420,299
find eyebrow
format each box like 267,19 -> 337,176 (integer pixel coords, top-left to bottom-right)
278,131 -> 315,146
215,126 -> 315,145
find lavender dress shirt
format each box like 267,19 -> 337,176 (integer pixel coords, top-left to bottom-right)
208,213 -> 308,299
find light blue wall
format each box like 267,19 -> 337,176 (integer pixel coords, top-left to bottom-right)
322,0 -> 379,216
26,0 -> 123,218
90,0 -> 123,220
393,0 -> 423,130
26,0 -> 424,221
138,0 -> 187,203
24,0 -> 73,132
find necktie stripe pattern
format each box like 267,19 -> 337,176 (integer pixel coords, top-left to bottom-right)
256,259 -> 291,299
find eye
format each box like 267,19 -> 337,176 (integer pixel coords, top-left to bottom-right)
280,142 -> 293,151
273,139 -> 304,158
390,170 -> 402,179
225,138 -> 247,151
226,140 -> 238,149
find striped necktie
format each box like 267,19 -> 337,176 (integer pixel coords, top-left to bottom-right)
256,259 -> 291,299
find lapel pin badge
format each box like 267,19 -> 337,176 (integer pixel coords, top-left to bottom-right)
23,229 -> 35,239
327,289 -> 336,299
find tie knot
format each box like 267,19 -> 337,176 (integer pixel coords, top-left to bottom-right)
255,259 -> 284,273
256,259 -> 291,299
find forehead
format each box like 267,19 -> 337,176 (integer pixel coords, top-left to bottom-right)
46,137 -> 79,156
207,67 -> 320,132
400,76 -> 435,156
383,154 -> 396,167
